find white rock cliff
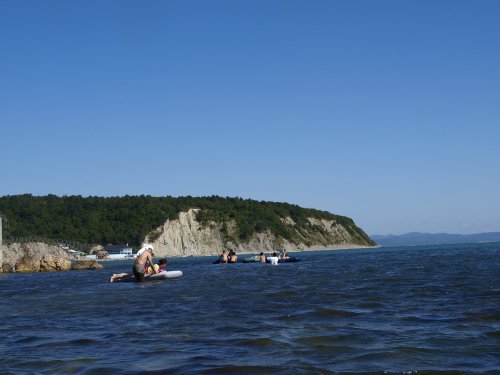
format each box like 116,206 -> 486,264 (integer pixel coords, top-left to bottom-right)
147,209 -> 372,257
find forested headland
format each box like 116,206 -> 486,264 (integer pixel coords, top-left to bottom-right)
0,194 -> 374,248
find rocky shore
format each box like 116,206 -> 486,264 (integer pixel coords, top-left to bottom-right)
1,242 -> 102,273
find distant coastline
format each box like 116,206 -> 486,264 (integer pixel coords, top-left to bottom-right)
371,232 -> 500,247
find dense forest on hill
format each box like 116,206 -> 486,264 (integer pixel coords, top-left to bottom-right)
0,194 -> 373,247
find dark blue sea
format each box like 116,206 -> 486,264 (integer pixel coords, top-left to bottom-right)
1,243 -> 499,375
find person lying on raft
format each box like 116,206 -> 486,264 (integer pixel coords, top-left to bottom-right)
157,258 -> 167,272
144,258 -> 168,274
145,262 -> 159,275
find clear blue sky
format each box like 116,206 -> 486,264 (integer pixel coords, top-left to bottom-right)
1,0 -> 499,235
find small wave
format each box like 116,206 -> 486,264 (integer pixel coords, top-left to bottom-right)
13,335 -> 46,344
295,335 -> 338,346
239,337 -> 280,347
358,302 -> 384,309
8,358 -> 98,374
33,337 -> 102,348
465,311 -> 500,322
398,314 -> 461,323
198,364 -> 333,374
310,308 -> 361,318
69,338 -> 101,345
350,349 -> 399,362
273,290 -> 298,297
485,330 -> 500,338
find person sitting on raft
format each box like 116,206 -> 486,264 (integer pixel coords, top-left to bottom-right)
259,252 -> 266,262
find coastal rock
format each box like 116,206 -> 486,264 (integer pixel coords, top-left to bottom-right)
2,242 -> 74,273
71,260 -> 103,270
16,247 -> 42,272
40,254 -> 72,272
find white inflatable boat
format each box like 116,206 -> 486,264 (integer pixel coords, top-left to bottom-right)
111,270 -> 183,283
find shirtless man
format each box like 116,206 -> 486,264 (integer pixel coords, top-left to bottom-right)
218,250 -> 228,264
133,245 -> 157,281
228,250 -> 238,263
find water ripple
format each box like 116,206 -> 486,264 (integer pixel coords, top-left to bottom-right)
1,243 -> 499,374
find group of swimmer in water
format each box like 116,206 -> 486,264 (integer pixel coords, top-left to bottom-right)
217,249 -> 240,263
109,244 -> 292,282
216,249 -> 289,264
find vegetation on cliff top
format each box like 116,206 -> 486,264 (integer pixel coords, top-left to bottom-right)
0,194 -> 374,247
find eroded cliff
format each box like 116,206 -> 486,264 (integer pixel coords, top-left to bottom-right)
146,209 -> 374,257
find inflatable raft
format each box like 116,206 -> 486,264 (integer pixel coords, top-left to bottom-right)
147,270 -> 183,280
242,256 -> 262,263
242,255 -> 301,264
111,270 -> 183,283
266,256 -> 300,264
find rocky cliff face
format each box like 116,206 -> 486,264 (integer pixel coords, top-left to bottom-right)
146,209 -> 373,258
146,210 -> 226,257
2,242 -> 73,272
1,243 -> 103,273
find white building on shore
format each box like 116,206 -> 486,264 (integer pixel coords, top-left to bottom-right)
104,244 -> 134,259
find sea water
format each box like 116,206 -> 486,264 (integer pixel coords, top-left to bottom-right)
1,243 -> 499,374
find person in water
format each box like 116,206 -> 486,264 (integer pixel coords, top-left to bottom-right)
228,250 -> 238,263
268,252 -> 279,265
218,250 -> 228,264
133,244 -> 157,281
259,252 -> 266,262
